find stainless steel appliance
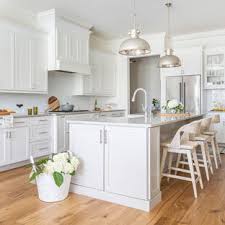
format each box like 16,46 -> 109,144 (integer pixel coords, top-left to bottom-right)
166,75 -> 201,114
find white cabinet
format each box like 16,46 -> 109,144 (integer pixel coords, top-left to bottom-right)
70,123 -> 104,190
10,127 -> 29,163
69,122 -> 148,200
14,32 -> 32,91
105,126 -> 148,199
0,22 -> 48,94
73,49 -> 117,96
0,130 -> 9,167
204,48 -> 225,89
208,112 -> 225,144
0,126 -> 30,166
38,9 -> 91,74
31,37 -> 48,92
29,117 -> 52,158
0,27 -> 14,90
161,47 -> 202,77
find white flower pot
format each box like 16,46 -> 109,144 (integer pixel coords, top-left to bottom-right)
36,173 -> 71,202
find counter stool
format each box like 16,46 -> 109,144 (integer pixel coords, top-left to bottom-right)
161,122 -> 203,198
176,119 -> 213,181
203,114 -> 222,168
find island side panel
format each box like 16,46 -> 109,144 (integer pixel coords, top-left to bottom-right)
148,126 -> 161,208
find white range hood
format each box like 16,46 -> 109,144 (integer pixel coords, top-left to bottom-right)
38,9 -> 92,75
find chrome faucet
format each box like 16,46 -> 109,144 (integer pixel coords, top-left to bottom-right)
131,88 -> 148,121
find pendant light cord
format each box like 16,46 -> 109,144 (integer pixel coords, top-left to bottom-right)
132,0 -> 136,29
165,1 -> 172,50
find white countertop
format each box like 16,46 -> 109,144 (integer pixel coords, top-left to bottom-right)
0,109 -> 125,118
67,114 -> 204,128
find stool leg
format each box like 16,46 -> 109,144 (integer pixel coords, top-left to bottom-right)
214,137 -> 222,165
167,152 -> 173,182
205,142 -> 213,175
175,153 -> 181,175
187,151 -> 198,198
192,149 -> 203,190
160,148 -> 168,182
211,138 -> 219,169
200,142 -> 209,181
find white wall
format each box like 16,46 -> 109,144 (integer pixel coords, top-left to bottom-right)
130,56 -> 161,114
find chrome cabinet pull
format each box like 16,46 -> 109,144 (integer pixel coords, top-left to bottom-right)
104,130 -> 107,144
39,131 -> 48,134
100,130 -> 103,144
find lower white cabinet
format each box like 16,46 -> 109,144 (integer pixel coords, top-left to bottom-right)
208,112 -> 225,144
0,130 -> 9,167
0,126 -> 29,167
29,117 -> 52,158
69,123 -> 148,200
10,127 -> 30,163
105,126 -> 148,199
70,124 -> 104,190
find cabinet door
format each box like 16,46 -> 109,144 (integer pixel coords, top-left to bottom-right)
0,28 -> 14,90
31,37 -> 48,92
14,32 -> 31,90
70,124 -> 104,190
105,126 -> 148,200
57,116 -> 66,153
10,127 -> 29,163
0,130 -> 10,167
101,53 -> 116,96
176,47 -> 202,75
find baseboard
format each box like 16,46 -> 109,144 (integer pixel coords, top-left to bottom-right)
70,184 -> 161,212
0,160 -> 29,172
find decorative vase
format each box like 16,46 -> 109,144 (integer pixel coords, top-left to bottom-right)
36,173 -> 71,202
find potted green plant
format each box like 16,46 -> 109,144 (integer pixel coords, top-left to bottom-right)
29,152 -> 79,202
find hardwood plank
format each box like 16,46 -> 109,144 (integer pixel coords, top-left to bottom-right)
0,157 -> 225,225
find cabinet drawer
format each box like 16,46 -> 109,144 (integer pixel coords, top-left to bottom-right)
111,111 -> 125,117
13,118 -> 28,127
30,125 -> 49,141
29,117 -> 50,126
30,141 -> 51,158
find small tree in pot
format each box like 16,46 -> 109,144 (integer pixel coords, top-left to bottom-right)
29,152 -> 79,202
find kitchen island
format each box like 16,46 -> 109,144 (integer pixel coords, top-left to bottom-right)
68,114 -> 203,211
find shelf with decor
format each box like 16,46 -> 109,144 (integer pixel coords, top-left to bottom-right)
204,48 -> 225,89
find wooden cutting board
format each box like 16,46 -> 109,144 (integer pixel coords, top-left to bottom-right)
47,96 -> 60,112
0,111 -> 10,116
160,113 -> 191,117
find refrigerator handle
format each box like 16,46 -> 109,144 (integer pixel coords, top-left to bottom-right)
184,82 -> 186,113
179,82 -> 182,102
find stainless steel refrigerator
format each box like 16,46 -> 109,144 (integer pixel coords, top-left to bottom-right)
166,75 -> 201,114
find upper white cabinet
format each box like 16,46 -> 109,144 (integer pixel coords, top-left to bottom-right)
161,47 -> 202,77
38,9 -> 91,74
0,22 -> 48,94
204,48 -> 225,89
73,49 -> 117,96
0,27 -> 14,90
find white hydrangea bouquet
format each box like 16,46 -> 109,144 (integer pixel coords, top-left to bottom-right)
163,99 -> 184,113
29,152 -> 80,202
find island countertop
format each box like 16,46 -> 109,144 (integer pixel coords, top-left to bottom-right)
67,114 -> 204,128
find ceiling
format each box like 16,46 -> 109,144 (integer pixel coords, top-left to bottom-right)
1,0 -> 225,39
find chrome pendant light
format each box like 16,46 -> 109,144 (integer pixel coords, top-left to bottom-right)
159,2 -> 181,68
119,0 -> 151,56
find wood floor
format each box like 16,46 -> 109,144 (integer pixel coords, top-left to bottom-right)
1,157 -> 225,225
